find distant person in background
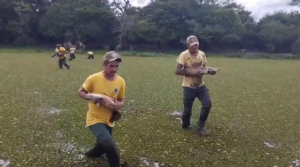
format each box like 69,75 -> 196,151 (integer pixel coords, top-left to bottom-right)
51,44 -> 60,57
63,42 -> 71,51
68,45 -> 76,61
175,35 -> 217,135
109,44 -> 121,52
79,41 -> 86,51
87,51 -> 94,59
57,46 -> 71,69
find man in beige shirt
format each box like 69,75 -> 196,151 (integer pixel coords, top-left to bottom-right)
175,35 -> 217,135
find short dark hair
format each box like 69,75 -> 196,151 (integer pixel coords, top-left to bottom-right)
103,60 -> 109,66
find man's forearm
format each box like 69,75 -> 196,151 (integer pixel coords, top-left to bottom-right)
78,90 -> 91,100
115,99 -> 124,111
175,69 -> 207,76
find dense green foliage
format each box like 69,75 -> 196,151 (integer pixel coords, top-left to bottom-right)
0,0 -> 300,53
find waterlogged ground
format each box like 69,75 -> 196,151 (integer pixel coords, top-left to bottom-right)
0,52 -> 300,167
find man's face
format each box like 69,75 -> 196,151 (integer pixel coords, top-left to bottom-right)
103,60 -> 120,76
188,44 -> 199,54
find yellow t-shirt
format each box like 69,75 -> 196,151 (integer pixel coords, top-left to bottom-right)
70,47 -> 76,54
87,51 -> 93,55
58,47 -> 67,59
82,71 -> 126,127
177,49 -> 208,88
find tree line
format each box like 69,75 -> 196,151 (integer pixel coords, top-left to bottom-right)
1,0 -> 300,54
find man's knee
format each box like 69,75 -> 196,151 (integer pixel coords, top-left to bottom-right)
202,99 -> 212,109
97,136 -> 116,148
183,98 -> 194,113
198,86 -> 212,109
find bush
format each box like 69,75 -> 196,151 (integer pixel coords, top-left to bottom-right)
224,52 -> 300,59
120,51 -> 166,57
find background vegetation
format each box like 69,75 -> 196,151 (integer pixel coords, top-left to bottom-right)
1,0 -> 300,56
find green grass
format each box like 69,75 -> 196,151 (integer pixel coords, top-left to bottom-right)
0,52 -> 300,167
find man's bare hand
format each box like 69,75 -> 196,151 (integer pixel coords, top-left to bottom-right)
107,99 -> 123,111
87,94 -> 102,103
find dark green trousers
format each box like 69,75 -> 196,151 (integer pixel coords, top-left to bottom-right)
89,123 -> 120,167
58,57 -> 70,69
68,53 -> 76,60
87,54 -> 94,59
182,85 -> 212,128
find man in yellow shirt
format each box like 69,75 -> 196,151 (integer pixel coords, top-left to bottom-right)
175,35 -> 217,135
78,51 -> 127,167
87,51 -> 94,59
51,44 -> 60,57
68,45 -> 76,61
57,46 -> 71,69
